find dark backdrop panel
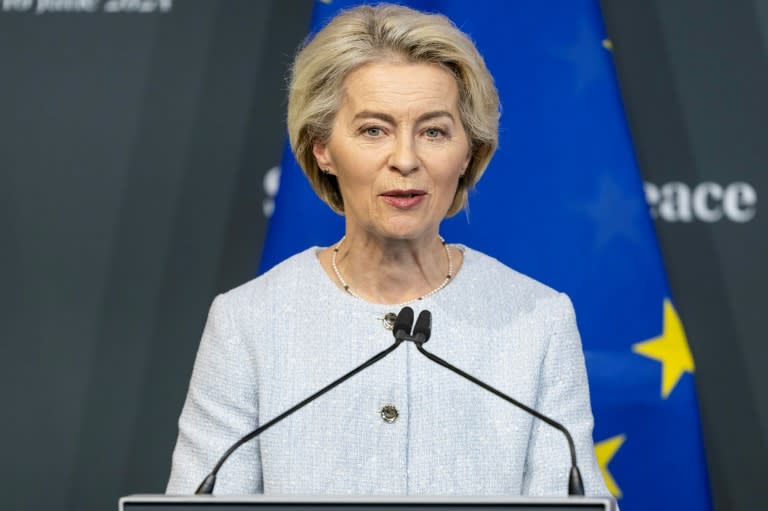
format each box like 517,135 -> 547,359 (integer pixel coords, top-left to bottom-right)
0,1 -> 313,510
601,0 -> 768,510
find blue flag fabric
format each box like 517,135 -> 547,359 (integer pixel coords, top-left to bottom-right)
261,1 -> 712,509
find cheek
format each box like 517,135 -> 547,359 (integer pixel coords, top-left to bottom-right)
335,169 -> 379,207
437,157 -> 465,187
433,175 -> 462,210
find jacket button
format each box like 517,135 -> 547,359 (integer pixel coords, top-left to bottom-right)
380,405 -> 399,423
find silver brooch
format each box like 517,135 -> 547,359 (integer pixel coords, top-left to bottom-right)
382,312 -> 397,330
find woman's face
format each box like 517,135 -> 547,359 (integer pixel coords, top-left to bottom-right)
313,61 -> 471,243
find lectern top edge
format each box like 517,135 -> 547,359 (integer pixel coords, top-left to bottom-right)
120,494 -> 617,511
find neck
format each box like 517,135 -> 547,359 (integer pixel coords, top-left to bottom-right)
332,234 -> 452,305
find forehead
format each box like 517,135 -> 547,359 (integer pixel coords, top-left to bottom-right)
339,61 -> 461,116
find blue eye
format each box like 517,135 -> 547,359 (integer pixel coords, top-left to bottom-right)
425,128 -> 444,138
365,127 -> 382,136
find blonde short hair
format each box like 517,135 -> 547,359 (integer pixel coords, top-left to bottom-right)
287,3 -> 500,216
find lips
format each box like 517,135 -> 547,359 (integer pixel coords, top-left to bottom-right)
380,189 -> 427,209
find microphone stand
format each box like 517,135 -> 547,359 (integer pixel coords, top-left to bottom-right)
195,306 -> 585,496
407,311 -> 585,496
413,343 -> 585,496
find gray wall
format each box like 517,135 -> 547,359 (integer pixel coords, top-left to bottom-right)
2,0 -> 766,510
0,1 -> 313,509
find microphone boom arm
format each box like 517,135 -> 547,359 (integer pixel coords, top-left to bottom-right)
196,338 -> 405,494
413,342 -> 585,496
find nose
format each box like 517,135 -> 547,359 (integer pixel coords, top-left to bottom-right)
388,135 -> 419,175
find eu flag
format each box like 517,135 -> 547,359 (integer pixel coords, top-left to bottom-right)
261,1 -> 712,509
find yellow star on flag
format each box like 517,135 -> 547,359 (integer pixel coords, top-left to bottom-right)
632,299 -> 695,399
595,434 -> 625,498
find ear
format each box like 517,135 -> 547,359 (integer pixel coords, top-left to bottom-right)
461,152 -> 471,177
312,140 -> 335,175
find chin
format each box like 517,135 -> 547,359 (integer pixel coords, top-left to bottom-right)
364,213 -> 440,242
377,224 -> 433,242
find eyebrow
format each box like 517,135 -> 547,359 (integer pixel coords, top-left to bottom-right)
352,110 -> 456,124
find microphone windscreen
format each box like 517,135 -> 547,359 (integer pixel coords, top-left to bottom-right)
413,310 -> 432,343
393,307 -> 415,339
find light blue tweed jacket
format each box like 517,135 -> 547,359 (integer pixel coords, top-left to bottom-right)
167,246 -> 610,497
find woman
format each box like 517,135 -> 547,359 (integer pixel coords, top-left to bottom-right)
167,3 -> 610,497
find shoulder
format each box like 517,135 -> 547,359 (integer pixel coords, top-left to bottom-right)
459,246 -> 573,314
214,247 -> 321,311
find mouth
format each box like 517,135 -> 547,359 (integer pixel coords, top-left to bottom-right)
380,189 -> 427,209
380,189 -> 426,198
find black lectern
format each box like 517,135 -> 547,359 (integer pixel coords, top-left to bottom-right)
120,495 -> 617,511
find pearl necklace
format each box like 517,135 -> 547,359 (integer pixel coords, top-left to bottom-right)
331,236 -> 454,307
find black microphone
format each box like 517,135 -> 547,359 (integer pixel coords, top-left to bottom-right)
393,305 -> 415,340
410,309 -> 586,496
195,306 -> 415,494
412,309 -> 432,343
